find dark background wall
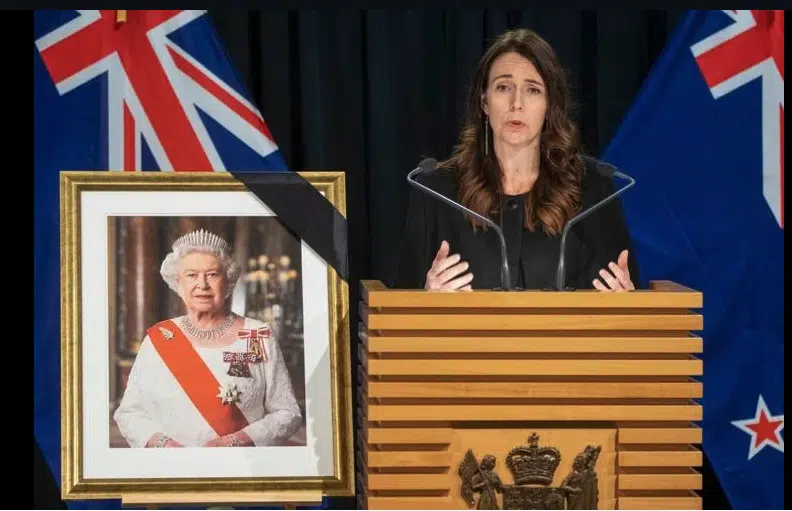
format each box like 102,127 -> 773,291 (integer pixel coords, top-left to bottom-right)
34,9 -> 731,510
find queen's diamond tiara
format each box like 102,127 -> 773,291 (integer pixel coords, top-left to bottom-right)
172,228 -> 231,254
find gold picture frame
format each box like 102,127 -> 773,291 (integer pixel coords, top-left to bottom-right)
60,171 -> 353,504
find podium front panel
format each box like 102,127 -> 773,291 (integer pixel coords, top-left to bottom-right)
356,281 -> 703,510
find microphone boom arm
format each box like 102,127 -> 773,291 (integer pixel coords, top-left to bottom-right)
555,169 -> 635,291
407,165 -> 512,290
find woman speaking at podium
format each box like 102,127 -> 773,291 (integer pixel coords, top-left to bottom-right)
393,29 -> 639,292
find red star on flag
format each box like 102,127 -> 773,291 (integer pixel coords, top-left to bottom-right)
731,395 -> 784,460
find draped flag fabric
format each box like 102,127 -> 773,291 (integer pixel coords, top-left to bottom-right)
603,10 -> 783,509
34,9 -> 289,508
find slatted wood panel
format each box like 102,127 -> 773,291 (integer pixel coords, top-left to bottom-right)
357,280 -> 703,510
618,468 -> 702,490
366,357 -> 703,376
618,491 -> 702,510
364,335 -> 704,353
367,381 -> 703,399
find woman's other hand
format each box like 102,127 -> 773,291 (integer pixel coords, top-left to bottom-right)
593,249 -> 635,292
425,241 -> 474,291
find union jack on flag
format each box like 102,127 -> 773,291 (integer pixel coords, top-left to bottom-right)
691,9 -> 784,228
33,9 -> 287,503
34,9 -> 287,172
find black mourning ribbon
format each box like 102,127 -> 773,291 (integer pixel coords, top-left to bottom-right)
229,171 -> 349,282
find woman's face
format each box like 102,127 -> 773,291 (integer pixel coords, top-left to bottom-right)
482,51 -> 547,151
177,251 -> 228,314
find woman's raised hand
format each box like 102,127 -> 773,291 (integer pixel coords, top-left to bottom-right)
425,241 -> 474,291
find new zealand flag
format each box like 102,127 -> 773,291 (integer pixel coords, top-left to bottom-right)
603,10 -> 784,510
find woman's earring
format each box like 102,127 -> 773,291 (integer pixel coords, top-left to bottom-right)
484,115 -> 489,156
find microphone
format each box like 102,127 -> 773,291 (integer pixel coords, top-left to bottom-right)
552,157 -> 636,291
406,158 -> 513,291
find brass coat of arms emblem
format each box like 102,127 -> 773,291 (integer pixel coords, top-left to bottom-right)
458,433 -> 602,510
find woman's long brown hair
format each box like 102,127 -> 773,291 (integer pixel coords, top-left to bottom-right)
439,29 -> 583,236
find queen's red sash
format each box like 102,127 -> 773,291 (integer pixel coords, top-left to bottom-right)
147,319 -> 249,437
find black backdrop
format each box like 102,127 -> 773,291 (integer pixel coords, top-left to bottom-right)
33,9 -> 732,510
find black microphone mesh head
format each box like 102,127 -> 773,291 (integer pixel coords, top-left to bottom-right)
419,157 -> 439,170
584,155 -> 618,178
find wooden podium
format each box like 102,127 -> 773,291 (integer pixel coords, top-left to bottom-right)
356,280 -> 703,510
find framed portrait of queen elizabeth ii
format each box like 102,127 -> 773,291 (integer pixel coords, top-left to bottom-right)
59,171 -> 353,501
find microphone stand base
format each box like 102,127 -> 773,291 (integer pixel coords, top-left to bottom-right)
541,286 -> 578,292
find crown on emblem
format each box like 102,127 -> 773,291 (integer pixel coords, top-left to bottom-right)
505,433 -> 561,486
172,228 -> 231,254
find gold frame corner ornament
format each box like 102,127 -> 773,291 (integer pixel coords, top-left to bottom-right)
59,171 -> 353,500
